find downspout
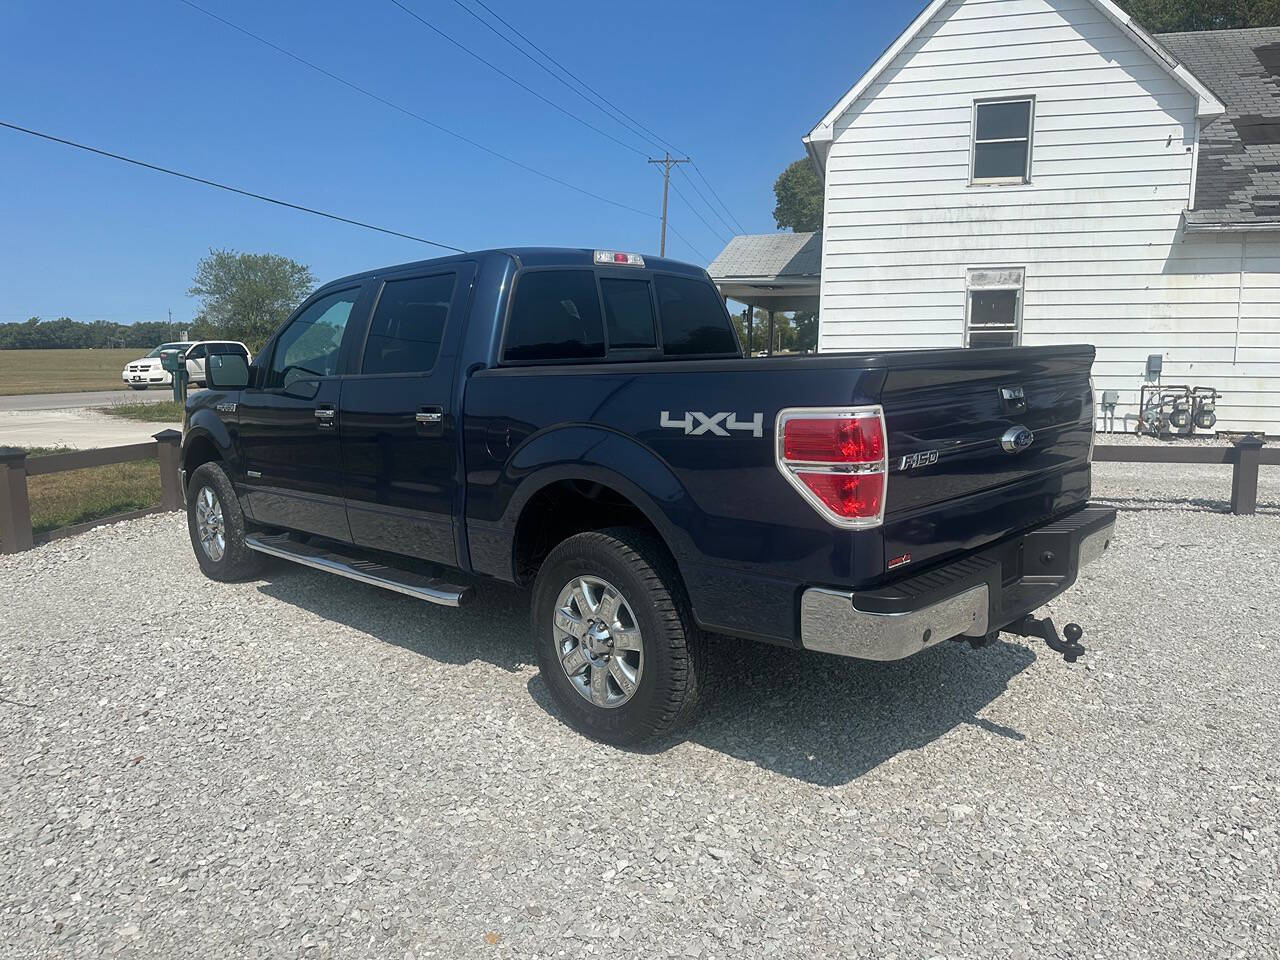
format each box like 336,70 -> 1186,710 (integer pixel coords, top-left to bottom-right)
1235,233 -> 1247,364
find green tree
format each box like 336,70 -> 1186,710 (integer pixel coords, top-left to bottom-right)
772,159 -> 823,233
188,249 -> 315,350
1117,0 -> 1280,30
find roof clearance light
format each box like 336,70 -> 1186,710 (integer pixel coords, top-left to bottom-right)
594,250 -> 645,267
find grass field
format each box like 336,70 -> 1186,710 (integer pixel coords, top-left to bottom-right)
22,446 -> 163,536
101,400 -> 186,422
0,348 -> 140,396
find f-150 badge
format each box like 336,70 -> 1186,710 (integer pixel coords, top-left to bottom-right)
660,411 -> 764,438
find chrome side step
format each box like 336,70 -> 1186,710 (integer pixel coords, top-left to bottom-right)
244,533 -> 470,607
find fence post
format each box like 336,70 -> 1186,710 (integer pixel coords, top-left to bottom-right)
1230,435 -> 1265,517
153,430 -> 184,512
0,447 -> 34,554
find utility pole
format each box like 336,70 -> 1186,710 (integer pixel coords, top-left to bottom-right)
647,152 -> 690,256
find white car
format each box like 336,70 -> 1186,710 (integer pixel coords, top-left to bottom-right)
121,340 -> 250,390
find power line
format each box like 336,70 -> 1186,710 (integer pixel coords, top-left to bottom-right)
690,163 -> 747,235
0,120 -> 467,251
464,0 -> 685,157
387,0 -> 647,158
177,0 -> 658,222
668,177 -> 729,245
451,0 -> 749,238
443,0 -> 665,154
675,165 -> 737,237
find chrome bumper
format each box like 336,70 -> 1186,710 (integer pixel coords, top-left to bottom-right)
800,509 -> 1115,662
801,582 -> 990,661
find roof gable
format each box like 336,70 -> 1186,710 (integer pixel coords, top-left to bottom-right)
804,0 -> 1225,173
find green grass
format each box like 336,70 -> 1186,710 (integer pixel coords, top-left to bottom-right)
100,399 -> 185,423
21,446 -> 163,536
0,348 -> 141,395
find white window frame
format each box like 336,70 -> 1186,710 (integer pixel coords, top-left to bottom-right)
965,267 -> 1025,348
970,97 -> 1035,186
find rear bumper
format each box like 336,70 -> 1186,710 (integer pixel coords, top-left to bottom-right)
799,505 -> 1116,661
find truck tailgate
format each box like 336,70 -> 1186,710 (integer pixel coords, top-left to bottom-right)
878,345 -> 1095,572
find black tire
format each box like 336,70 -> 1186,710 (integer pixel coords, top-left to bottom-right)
129,384 -> 147,391
532,527 -> 706,746
186,461 -> 263,582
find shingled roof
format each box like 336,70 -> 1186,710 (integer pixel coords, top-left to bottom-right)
706,232 -> 821,281
1159,27 -> 1280,230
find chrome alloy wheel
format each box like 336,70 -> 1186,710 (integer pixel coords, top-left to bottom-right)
553,575 -> 643,709
195,486 -> 226,562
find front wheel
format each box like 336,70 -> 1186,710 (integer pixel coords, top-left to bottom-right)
186,462 -> 262,581
532,528 -> 706,746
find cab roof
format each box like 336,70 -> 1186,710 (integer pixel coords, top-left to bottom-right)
315,247 -> 709,294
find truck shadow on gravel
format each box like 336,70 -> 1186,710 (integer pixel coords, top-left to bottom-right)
254,563 -> 535,672
255,564 -> 1034,787
530,636 -> 1035,787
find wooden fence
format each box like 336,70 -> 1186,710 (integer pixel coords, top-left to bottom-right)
1093,436 -> 1276,516
0,431 -> 1273,555
0,429 -> 183,554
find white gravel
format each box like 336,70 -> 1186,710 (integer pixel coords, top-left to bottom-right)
2,461 -> 1278,959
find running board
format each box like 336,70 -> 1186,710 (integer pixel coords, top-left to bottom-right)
244,533 -> 470,607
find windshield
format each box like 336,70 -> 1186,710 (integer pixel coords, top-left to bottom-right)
146,342 -> 192,358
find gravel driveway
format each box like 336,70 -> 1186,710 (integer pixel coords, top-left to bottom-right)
2,462 -> 1277,959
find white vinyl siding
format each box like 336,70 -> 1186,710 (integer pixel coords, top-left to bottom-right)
817,0 -> 1280,434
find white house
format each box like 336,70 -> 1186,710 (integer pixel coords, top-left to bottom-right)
798,0 -> 1280,434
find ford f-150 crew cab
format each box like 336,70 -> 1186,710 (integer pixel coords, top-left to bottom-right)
182,247 -> 1115,745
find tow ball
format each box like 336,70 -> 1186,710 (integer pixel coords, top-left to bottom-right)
1001,615 -> 1086,663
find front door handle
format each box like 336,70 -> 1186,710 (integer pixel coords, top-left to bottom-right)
314,404 -> 336,429
416,406 -> 444,435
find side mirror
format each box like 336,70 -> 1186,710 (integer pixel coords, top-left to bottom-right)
206,353 -> 250,390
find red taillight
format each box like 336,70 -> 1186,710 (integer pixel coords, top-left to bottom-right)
775,408 -> 888,528
783,416 -> 884,463
794,472 -> 884,519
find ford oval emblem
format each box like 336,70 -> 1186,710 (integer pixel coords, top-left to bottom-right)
1001,426 -> 1035,454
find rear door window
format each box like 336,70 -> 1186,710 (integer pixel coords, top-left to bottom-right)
655,275 -> 738,356
504,270 -> 605,362
600,278 -> 656,350
362,274 -> 456,375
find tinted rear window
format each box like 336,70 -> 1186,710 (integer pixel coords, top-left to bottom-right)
504,270 -> 605,362
600,278 -> 656,349
363,274 -> 455,374
655,275 -> 737,356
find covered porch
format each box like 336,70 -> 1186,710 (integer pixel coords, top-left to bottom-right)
707,231 -> 821,355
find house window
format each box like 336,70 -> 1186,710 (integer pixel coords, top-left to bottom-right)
966,268 -> 1024,348
972,98 -> 1034,184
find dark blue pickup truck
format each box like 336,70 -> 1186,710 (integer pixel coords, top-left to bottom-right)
183,247 -> 1115,744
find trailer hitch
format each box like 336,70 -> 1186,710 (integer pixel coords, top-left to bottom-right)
1002,615 -> 1086,663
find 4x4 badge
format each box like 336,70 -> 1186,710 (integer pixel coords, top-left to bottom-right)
660,411 -> 764,438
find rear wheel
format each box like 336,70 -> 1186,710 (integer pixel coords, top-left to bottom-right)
532,528 -> 705,746
186,461 -> 262,581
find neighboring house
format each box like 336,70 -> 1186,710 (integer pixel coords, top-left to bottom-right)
800,0 -> 1280,434
707,232 -> 821,351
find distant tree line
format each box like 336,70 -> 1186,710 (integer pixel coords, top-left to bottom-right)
0,317 -> 186,351
1,248 -> 316,354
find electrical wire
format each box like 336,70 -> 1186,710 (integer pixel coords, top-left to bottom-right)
177,0 -> 658,222
0,119 -> 467,251
387,0 -> 647,158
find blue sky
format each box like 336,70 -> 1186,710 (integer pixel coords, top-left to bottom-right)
0,0 -> 906,325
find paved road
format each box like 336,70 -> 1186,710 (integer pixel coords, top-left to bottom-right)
0,408 -> 181,449
0,389 -> 171,412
